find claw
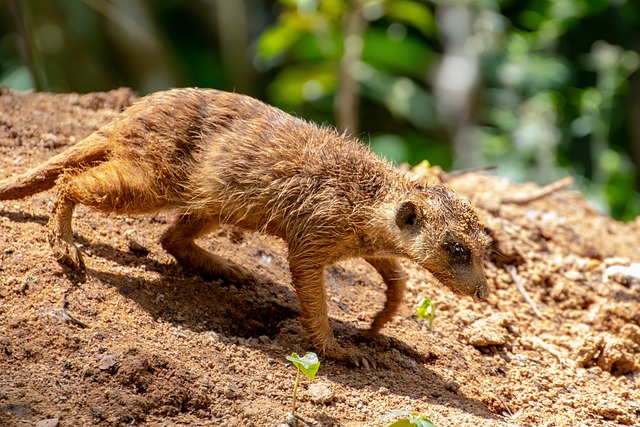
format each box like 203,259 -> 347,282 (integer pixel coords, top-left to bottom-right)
198,264 -> 256,286
361,356 -> 370,370
325,345 -> 376,369
352,356 -> 360,368
47,233 -> 86,271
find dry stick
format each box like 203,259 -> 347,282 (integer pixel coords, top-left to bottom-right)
529,337 -> 577,369
505,265 -> 543,319
501,176 -> 573,205
493,388 -> 514,417
335,0 -> 365,134
447,165 -> 499,177
502,224 -> 538,250
61,290 -> 88,328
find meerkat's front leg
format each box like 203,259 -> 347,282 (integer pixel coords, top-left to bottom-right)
288,254 -> 373,367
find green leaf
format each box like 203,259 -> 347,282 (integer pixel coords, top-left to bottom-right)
386,1 -> 435,37
286,352 -> 320,381
357,63 -> 437,130
267,63 -> 336,108
257,19 -> 302,59
369,134 -> 410,165
386,419 -> 414,427
416,298 -> 435,329
362,28 -> 433,78
379,410 -> 436,427
408,414 -> 436,427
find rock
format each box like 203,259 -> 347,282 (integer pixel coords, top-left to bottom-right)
0,336 -> 12,354
284,412 -> 310,427
36,418 -> 59,427
620,324 -> 640,345
307,382 -> 334,404
124,229 -> 150,256
444,380 -> 460,393
13,279 -> 28,294
224,382 -> 240,398
456,309 -> 482,325
604,263 -> 640,283
573,335 -> 602,367
573,333 -> 637,375
98,353 -> 118,370
462,316 -> 509,347
595,402 -> 624,420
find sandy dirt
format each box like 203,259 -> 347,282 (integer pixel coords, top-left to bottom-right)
0,87 -> 638,427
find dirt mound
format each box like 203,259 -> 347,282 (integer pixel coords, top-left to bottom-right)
0,88 -> 638,426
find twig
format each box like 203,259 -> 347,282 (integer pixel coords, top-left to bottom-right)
501,176 -> 573,205
501,224 -> 538,250
335,0 -> 366,134
505,265 -> 543,319
61,290 -> 88,328
529,337 -> 576,369
493,388 -> 513,417
447,165 -> 498,177
60,307 -> 88,328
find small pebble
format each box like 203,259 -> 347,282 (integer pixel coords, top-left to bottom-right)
13,280 -> 28,294
36,419 -> 59,427
97,354 -> 117,370
224,382 -> 240,398
124,230 -> 150,256
307,382 -> 334,404
456,309 -> 482,325
444,380 -> 460,393
462,316 -> 509,347
596,402 -> 624,420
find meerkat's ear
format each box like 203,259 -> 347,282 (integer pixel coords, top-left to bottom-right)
395,200 -> 421,231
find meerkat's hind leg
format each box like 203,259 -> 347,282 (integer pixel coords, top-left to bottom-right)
47,158 -> 168,271
362,257 -> 407,339
160,213 -> 254,284
47,188 -> 85,271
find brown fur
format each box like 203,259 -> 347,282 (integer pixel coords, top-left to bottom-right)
0,88 -> 490,364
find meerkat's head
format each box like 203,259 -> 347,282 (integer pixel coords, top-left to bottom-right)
394,186 -> 491,300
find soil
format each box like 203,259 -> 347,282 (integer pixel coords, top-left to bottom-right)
0,87 -> 639,427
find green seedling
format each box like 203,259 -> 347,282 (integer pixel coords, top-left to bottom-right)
379,410 -> 436,427
416,297 -> 435,329
285,352 -> 320,425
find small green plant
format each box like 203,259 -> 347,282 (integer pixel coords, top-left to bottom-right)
379,410 -> 436,427
285,352 -> 320,425
416,297 -> 436,329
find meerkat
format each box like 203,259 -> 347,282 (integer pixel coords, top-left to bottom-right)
0,88 -> 490,365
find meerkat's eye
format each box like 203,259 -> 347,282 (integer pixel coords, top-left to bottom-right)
444,240 -> 469,262
447,242 -> 464,256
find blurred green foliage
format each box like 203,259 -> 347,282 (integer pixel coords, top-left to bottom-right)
1,0 -> 639,220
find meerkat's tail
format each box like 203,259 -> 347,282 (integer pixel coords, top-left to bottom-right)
0,134 -> 110,200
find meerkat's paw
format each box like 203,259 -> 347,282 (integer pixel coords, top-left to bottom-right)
47,232 -> 86,271
197,258 -> 255,285
360,327 -> 380,341
218,262 -> 255,285
324,345 -> 377,370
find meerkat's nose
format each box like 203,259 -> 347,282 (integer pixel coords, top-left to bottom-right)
474,285 -> 489,301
